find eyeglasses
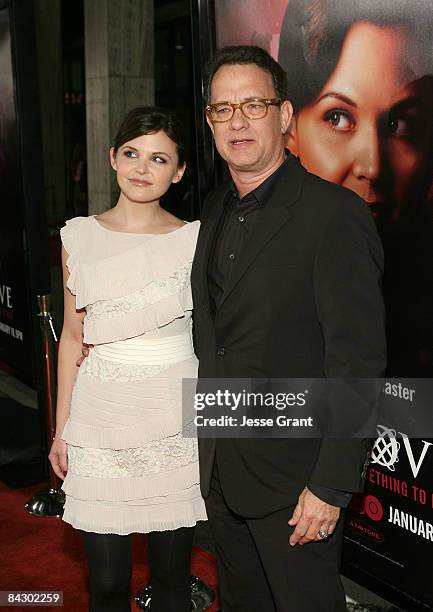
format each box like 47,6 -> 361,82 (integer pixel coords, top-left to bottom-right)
205,98 -> 281,122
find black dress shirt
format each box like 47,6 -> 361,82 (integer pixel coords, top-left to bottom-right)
206,156 -> 351,509
208,156 -> 289,313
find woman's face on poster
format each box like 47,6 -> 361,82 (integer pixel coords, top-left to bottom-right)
287,22 -> 433,217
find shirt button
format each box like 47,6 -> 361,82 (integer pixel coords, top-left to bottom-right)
229,253 -> 236,261
238,216 -> 244,222
217,347 -> 226,356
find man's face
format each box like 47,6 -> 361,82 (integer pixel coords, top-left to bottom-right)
207,63 -> 292,176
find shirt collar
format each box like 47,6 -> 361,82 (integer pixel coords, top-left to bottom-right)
226,154 -> 290,208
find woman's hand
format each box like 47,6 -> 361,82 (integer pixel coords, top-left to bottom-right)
76,343 -> 92,367
48,437 -> 68,480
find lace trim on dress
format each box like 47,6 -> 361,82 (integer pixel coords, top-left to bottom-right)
67,434 -> 199,478
86,262 -> 192,321
81,352 -> 171,382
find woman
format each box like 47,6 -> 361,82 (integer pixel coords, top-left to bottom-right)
48,106 -> 206,612
278,0 -> 433,375
278,0 -> 433,221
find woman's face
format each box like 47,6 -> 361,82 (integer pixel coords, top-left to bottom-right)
110,130 -> 185,205
288,22 -> 433,217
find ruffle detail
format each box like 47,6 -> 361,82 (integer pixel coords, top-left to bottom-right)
61,356 -> 197,449
60,216 -> 87,297
61,461 -> 201,501
62,489 -> 207,535
83,287 -> 193,344
69,217 -> 199,309
61,417 -> 182,450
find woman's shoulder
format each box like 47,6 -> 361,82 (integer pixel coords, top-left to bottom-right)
166,219 -> 200,250
60,216 -> 95,255
63,215 -> 94,228
160,212 -> 200,234
175,219 -> 200,234
180,218 -> 200,231
154,218 -> 200,241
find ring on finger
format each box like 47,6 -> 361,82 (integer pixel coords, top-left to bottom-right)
317,529 -> 329,539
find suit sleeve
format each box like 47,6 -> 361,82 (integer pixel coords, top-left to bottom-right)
308,484 -> 352,508
308,191 -> 386,493
192,192 -> 214,360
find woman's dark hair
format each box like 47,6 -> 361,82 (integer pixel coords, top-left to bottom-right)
113,106 -> 186,167
205,45 -> 288,102
278,0 -> 432,112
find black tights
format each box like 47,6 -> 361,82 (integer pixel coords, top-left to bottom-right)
81,527 -> 194,612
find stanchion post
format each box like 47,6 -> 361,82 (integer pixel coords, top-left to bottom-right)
25,294 -> 65,517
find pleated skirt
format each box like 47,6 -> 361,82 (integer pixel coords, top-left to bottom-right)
60,333 -> 207,535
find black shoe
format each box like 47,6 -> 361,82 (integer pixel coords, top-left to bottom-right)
135,575 -> 215,611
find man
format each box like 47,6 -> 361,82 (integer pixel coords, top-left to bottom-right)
191,46 -> 386,611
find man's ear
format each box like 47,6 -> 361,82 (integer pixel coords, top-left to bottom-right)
206,112 -> 215,136
109,147 -> 117,171
280,100 -> 293,135
285,115 -> 299,157
172,162 -> 187,184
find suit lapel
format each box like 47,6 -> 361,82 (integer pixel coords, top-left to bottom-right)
218,157 -> 306,308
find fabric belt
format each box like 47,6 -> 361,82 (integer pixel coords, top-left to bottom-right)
93,334 -> 194,365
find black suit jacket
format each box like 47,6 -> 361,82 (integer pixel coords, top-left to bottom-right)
191,156 -> 386,518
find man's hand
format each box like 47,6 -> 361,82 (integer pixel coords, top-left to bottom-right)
288,487 -> 340,546
76,343 -> 92,367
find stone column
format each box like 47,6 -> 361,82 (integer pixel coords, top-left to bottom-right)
84,0 -> 154,214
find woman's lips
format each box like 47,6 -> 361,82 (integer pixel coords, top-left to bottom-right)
129,178 -> 152,187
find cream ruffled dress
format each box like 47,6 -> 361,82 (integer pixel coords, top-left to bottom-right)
59,216 -> 207,535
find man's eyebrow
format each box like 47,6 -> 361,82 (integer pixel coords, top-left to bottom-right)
208,100 -> 230,106
316,91 -> 357,108
210,96 -> 266,105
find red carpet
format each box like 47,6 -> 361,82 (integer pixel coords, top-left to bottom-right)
0,481 -> 219,611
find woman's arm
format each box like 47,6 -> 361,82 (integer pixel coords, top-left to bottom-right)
48,246 -> 85,479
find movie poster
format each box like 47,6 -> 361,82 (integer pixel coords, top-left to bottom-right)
347,430 -> 433,608
0,3 -> 33,385
214,0 -> 433,608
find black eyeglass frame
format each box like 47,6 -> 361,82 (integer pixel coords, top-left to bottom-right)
205,98 -> 282,122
